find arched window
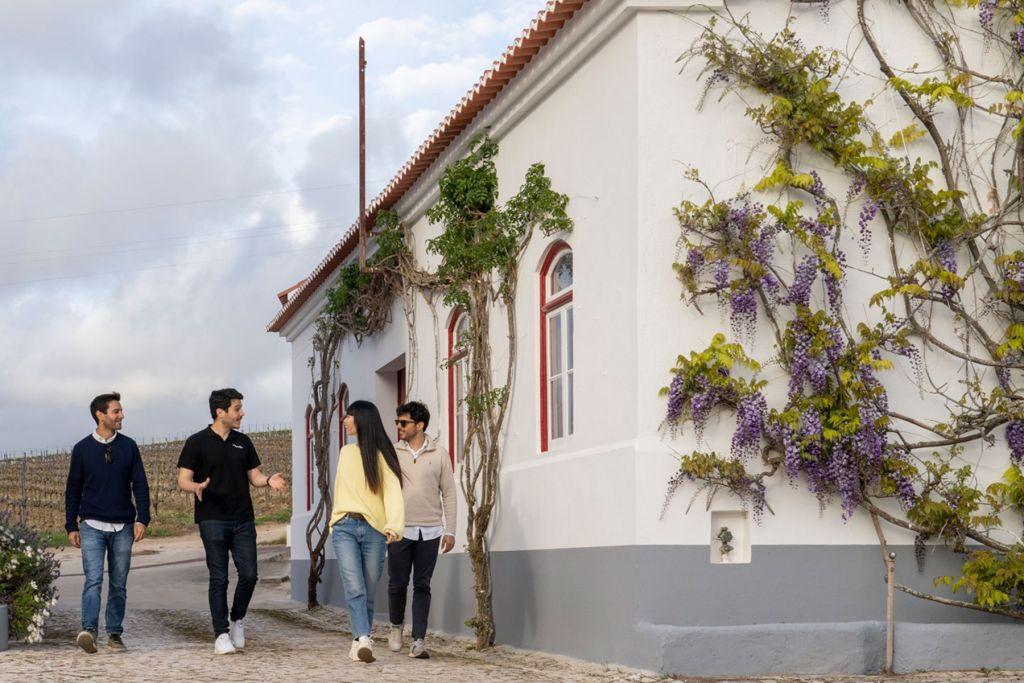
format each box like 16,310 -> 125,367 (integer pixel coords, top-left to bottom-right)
447,310 -> 469,467
539,241 -> 573,452
304,405 -> 313,511
337,383 -> 349,450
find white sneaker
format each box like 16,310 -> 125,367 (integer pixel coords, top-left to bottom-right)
356,635 -> 375,663
388,624 -> 403,652
229,619 -> 245,650
348,639 -> 361,661
214,633 -> 236,655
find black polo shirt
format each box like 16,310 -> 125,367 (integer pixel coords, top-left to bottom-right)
177,427 -> 261,523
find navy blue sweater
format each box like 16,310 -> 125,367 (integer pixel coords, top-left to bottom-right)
64,433 -> 151,532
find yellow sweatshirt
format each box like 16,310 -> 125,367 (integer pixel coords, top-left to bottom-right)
329,443 -> 404,537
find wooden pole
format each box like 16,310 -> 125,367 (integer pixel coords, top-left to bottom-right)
20,452 -> 27,527
358,36 -> 370,273
885,551 -> 896,674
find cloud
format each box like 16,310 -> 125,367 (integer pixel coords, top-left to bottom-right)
229,0 -> 295,22
0,1 -> 307,453
339,16 -> 445,53
293,116 -> 412,225
401,108 -> 444,147
378,56 -> 491,99
338,5 -> 539,56
0,0 -> 543,454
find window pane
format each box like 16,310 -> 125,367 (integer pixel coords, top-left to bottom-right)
550,252 -> 573,295
568,371 -> 574,436
456,359 -> 466,459
566,306 -> 574,371
551,376 -> 564,439
549,313 -> 562,376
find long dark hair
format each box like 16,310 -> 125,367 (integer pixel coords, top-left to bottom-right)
346,400 -> 402,494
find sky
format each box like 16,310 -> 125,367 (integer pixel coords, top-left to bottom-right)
0,0 -> 543,454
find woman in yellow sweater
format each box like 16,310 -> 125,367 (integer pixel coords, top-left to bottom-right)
330,400 -> 404,663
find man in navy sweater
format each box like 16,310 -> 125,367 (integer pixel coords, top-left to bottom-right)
64,392 -> 150,654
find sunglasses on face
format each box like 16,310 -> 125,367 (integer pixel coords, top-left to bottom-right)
394,419 -> 416,427
104,445 -> 113,464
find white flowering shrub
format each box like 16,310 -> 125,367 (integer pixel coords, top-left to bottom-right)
0,512 -> 60,643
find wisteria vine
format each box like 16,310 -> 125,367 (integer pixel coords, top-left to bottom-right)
662,0 -> 1024,619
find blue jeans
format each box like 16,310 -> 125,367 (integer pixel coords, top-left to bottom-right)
331,517 -> 387,639
80,523 -> 134,635
198,520 -> 258,636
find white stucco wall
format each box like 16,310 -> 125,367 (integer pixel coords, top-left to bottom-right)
280,0 -> 1019,560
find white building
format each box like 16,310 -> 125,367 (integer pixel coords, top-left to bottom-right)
269,0 -> 1024,675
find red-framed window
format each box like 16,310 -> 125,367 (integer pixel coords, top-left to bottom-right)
337,383 -> 349,449
447,310 -> 469,468
304,404 -> 313,511
539,240 -> 573,453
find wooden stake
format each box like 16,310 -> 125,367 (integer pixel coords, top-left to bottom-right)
885,551 -> 896,674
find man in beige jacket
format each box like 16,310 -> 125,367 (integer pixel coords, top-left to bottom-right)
387,401 -> 457,659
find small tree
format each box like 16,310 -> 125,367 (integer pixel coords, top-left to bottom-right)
304,215 -> 405,608
426,134 -> 571,648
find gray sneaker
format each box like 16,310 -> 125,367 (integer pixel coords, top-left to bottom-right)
76,629 -> 97,653
409,638 -> 429,659
107,634 -> 127,652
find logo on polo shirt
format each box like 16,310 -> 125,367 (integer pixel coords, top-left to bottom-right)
232,444 -> 244,449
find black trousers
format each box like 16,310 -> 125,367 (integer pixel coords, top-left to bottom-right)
198,520 -> 258,636
387,531 -> 440,639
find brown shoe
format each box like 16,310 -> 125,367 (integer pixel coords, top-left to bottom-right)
76,629 -> 97,653
107,634 -> 127,652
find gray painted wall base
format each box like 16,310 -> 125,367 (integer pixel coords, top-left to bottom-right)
639,621 -> 885,675
291,544 -> 1024,676
893,623 -> 1024,672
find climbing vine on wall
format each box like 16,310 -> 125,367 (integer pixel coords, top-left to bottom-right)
304,210 -> 407,608
662,0 -> 1024,618
304,134 -> 571,647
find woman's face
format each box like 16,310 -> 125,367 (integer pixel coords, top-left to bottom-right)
343,413 -> 357,437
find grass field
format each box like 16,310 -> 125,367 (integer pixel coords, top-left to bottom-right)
0,429 -> 293,545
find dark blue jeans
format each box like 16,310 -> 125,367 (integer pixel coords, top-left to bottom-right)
198,520 -> 258,636
80,523 -> 134,635
387,533 -> 441,640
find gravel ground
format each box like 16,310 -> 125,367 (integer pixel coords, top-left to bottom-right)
2,527 -> 1022,682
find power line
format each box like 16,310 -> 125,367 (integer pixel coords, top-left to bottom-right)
0,216 -> 350,266
0,179 -> 387,225
0,241 -> 338,288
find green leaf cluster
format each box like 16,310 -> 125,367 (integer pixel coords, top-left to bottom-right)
938,546 -> 1024,609
320,208 -> 406,336
426,134 -> 571,309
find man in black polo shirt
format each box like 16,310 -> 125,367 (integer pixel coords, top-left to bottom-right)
176,388 -> 287,655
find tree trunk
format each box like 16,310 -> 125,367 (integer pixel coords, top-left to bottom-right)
305,326 -> 342,609
467,534 -> 495,648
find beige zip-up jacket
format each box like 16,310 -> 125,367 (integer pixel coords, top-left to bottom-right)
394,437 -> 457,534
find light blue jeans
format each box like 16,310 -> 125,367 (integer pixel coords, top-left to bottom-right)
80,523 -> 134,635
330,517 -> 387,639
